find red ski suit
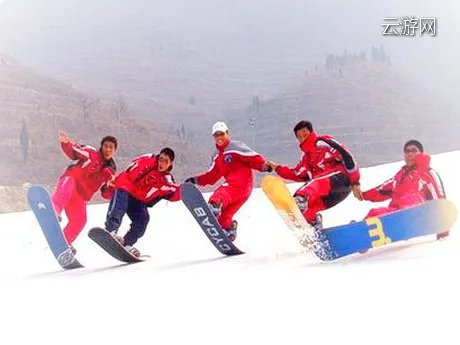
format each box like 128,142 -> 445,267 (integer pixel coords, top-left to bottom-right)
104,154 -> 181,246
51,141 -> 116,244
114,154 -> 181,205
362,152 -> 445,218
196,139 -> 267,230
275,131 -> 360,223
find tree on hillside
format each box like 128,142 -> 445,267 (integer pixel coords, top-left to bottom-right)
47,91 -> 52,111
251,95 -> 260,112
379,45 -> 387,62
186,131 -> 195,143
176,124 -> 187,139
371,44 -> 389,63
115,95 -> 126,122
19,118 -> 30,165
80,97 -> 99,121
188,95 -> 196,106
325,53 -> 335,69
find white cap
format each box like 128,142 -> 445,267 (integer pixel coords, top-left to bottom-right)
212,121 -> 229,135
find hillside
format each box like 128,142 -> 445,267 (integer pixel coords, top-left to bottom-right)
0,56 -> 210,212
1,0 -> 459,212
224,61 -> 460,168
1,0 -> 458,126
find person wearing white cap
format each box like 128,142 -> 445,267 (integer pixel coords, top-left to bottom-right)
185,121 -> 272,241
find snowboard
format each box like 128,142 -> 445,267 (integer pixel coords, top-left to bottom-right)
27,185 -> 84,269
88,227 -> 150,263
321,198 -> 458,260
180,183 -> 244,256
261,175 -> 458,261
261,175 -> 327,257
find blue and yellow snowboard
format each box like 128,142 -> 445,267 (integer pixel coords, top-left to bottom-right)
261,175 -> 457,260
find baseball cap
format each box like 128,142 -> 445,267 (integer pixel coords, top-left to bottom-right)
212,121 -> 229,135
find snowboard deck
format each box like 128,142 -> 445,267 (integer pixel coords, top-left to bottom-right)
27,185 -> 83,269
88,227 -> 150,263
180,183 -> 244,256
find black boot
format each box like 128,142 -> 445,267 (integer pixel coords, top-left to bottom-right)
224,220 -> 238,242
208,201 -> 222,218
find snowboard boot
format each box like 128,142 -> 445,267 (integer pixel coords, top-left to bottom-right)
208,201 -> 223,219
110,231 -> 125,245
69,245 -> 77,255
224,220 -> 238,242
294,195 -> 308,213
125,245 -> 141,258
309,213 -> 323,232
437,231 -> 450,240
299,214 -> 323,247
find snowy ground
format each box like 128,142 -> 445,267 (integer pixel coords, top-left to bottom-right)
1,151 -> 460,345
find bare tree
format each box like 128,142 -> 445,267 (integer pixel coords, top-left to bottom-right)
187,131 -> 195,143
47,91 -> 52,111
115,95 -> 126,122
20,118 -> 30,165
80,97 -> 99,121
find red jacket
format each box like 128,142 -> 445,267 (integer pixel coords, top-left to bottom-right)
60,141 -> 116,201
362,152 -> 445,208
114,154 -> 181,206
275,131 -> 360,185
196,139 -> 267,194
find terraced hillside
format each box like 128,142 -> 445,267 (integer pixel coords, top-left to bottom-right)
0,56 -> 210,212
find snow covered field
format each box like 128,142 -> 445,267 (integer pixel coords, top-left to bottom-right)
1,151 -> 459,345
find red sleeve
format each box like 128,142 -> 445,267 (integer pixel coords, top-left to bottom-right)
165,186 -> 181,202
101,183 -> 115,200
415,152 -> 430,172
61,141 -> 93,161
362,171 -> 400,202
163,174 -> 181,202
421,170 -> 446,200
237,152 -> 266,171
196,155 -> 222,186
414,152 -> 445,200
99,166 -> 116,200
275,154 -> 311,182
320,136 -> 360,185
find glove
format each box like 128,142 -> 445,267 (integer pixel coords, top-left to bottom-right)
184,177 -> 197,184
261,162 -> 273,173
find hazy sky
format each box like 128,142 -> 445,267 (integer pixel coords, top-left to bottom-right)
0,0 -> 458,107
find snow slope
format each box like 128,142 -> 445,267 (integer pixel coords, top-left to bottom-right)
1,151 -> 460,345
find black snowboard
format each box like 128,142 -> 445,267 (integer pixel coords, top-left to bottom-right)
180,183 -> 244,256
88,227 -> 150,263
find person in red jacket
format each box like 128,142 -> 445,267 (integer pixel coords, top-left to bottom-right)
185,121 -> 272,241
360,139 -> 448,239
104,147 -> 181,256
51,130 -> 117,249
267,120 -> 362,230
